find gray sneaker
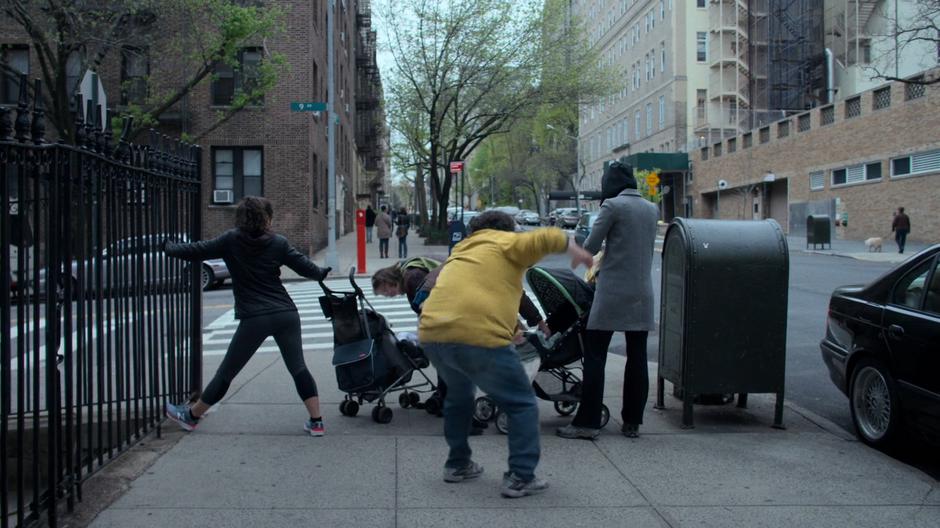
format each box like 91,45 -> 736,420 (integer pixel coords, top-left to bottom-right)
555,424 -> 600,440
501,472 -> 549,498
443,461 -> 484,483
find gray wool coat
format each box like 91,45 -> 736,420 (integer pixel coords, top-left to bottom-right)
583,188 -> 659,332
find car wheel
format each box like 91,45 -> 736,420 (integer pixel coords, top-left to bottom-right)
201,265 -> 214,291
849,358 -> 901,448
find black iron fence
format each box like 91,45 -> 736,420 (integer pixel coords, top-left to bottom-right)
1,76 -> 203,527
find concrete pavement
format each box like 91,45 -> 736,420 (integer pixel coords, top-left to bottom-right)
86,346 -> 940,528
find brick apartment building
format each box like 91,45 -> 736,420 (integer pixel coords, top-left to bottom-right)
690,69 -> 940,244
0,0 -> 388,255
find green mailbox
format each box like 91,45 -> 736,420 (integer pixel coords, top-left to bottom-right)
806,214 -> 831,250
655,218 -> 788,429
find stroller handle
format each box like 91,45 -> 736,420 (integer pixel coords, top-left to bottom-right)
348,266 -> 365,296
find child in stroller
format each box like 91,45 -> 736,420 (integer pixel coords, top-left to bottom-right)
319,268 -> 437,423
473,266 -> 611,433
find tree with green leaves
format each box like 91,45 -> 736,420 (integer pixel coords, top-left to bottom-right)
1,0 -> 286,143
382,0 -> 610,230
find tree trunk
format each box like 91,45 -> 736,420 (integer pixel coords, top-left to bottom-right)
415,164 -> 428,226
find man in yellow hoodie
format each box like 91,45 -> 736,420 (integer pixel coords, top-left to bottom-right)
419,210 -> 594,498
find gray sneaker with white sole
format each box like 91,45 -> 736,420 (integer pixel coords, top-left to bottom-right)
443,461 -> 484,483
500,472 -> 549,498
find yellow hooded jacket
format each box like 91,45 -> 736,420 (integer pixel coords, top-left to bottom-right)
418,228 -> 568,348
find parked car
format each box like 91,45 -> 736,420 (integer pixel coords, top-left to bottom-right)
574,212 -> 599,247
820,244 -> 940,447
559,208 -> 587,229
515,209 -> 541,226
32,233 -> 229,297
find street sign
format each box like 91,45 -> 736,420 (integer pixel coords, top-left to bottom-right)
79,70 -> 107,127
646,173 -> 660,187
449,161 -> 465,173
290,102 -> 328,112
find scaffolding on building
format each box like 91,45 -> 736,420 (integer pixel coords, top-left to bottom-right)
696,0 -> 829,146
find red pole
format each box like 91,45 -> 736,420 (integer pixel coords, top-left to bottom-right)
356,209 -> 367,274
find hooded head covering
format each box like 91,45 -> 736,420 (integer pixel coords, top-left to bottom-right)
601,161 -> 637,200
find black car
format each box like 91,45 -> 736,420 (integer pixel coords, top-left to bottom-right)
820,244 -> 940,447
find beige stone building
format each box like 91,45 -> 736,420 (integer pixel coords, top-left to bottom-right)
690,69 -> 940,244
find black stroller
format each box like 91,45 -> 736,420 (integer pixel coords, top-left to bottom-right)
318,268 -> 438,423
473,266 -> 611,433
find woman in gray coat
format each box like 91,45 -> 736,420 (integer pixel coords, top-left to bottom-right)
557,161 -> 659,439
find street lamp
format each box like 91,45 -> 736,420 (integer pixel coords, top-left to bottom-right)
546,123 -> 583,214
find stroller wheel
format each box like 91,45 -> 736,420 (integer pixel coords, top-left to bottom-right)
554,400 -> 578,416
494,410 -> 509,435
399,392 -> 412,409
408,392 -> 421,407
599,404 -> 610,428
473,396 -> 496,422
340,399 -> 359,417
424,395 -> 443,416
372,405 -> 394,424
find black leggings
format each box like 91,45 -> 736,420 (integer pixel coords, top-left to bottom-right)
201,311 -> 318,405
572,329 -> 649,428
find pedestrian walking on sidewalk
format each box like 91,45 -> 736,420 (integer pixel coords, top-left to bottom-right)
892,207 -> 911,254
556,161 -> 658,441
163,197 -> 331,437
365,205 -> 377,243
396,207 -> 411,258
376,205 -> 393,258
419,211 -> 593,498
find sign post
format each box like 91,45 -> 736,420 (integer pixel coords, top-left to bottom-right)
290,102 -> 327,112
448,161 -> 466,253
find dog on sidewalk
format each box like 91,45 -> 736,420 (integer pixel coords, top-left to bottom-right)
864,237 -> 884,252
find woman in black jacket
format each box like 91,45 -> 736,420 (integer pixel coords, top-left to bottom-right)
163,197 -> 331,436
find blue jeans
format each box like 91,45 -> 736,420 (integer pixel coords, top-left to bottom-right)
424,342 -> 540,480
398,236 -> 407,258
366,226 -> 373,243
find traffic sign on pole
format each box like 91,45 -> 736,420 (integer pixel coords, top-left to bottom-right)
449,161 -> 465,173
646,172 -> 660,187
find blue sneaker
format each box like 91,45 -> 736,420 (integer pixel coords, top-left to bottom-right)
165,402 -> 199,432
303,418 -> 325,437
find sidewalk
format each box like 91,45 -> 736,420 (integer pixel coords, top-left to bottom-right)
87,350 -> 940,527
284,229 -> 448,280
788,235 -> 931,264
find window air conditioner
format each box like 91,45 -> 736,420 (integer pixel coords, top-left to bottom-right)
213,189 -> 234,204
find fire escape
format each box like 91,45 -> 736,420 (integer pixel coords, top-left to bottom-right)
355,0 -> 387,202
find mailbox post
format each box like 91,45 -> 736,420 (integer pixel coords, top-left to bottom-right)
356,209 -> 366,274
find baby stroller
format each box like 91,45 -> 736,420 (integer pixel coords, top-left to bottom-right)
319,268 -> 438,423
473,267 -> 610,433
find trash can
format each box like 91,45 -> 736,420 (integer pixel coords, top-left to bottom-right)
655,218 -> 788,429
806,214 -> 831,250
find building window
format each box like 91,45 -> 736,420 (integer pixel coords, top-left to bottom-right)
713,142 -> 722,157
635,110 -> 641,138
905,78 -> 926,100
697,0 -> 706,7
778,120 -> 790,138
727,137 -> 736,153
646,102 -> 653,134
873,86 -> 891,110
121,47 -> 149,105
660,1 -> 665,19
1,45 -> 29,105
820,105 -> 834,125
696,32 -> 707,62
212,147 -> 264,202
831,168 -> 847,186
661,44 -> 666,72
891,149 -> 940,178
211,47 -> 264,106
65,52 -> 83,100
658,95 -> 665,126
797,113 -> 811,132
759,127 -> 770,144
809,171 -> 825,191
700,147 -> 709,160
845,96 -> 861,119
650,49 -> 655,78
865,161 -> 882,181
743,132 -> 752,148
